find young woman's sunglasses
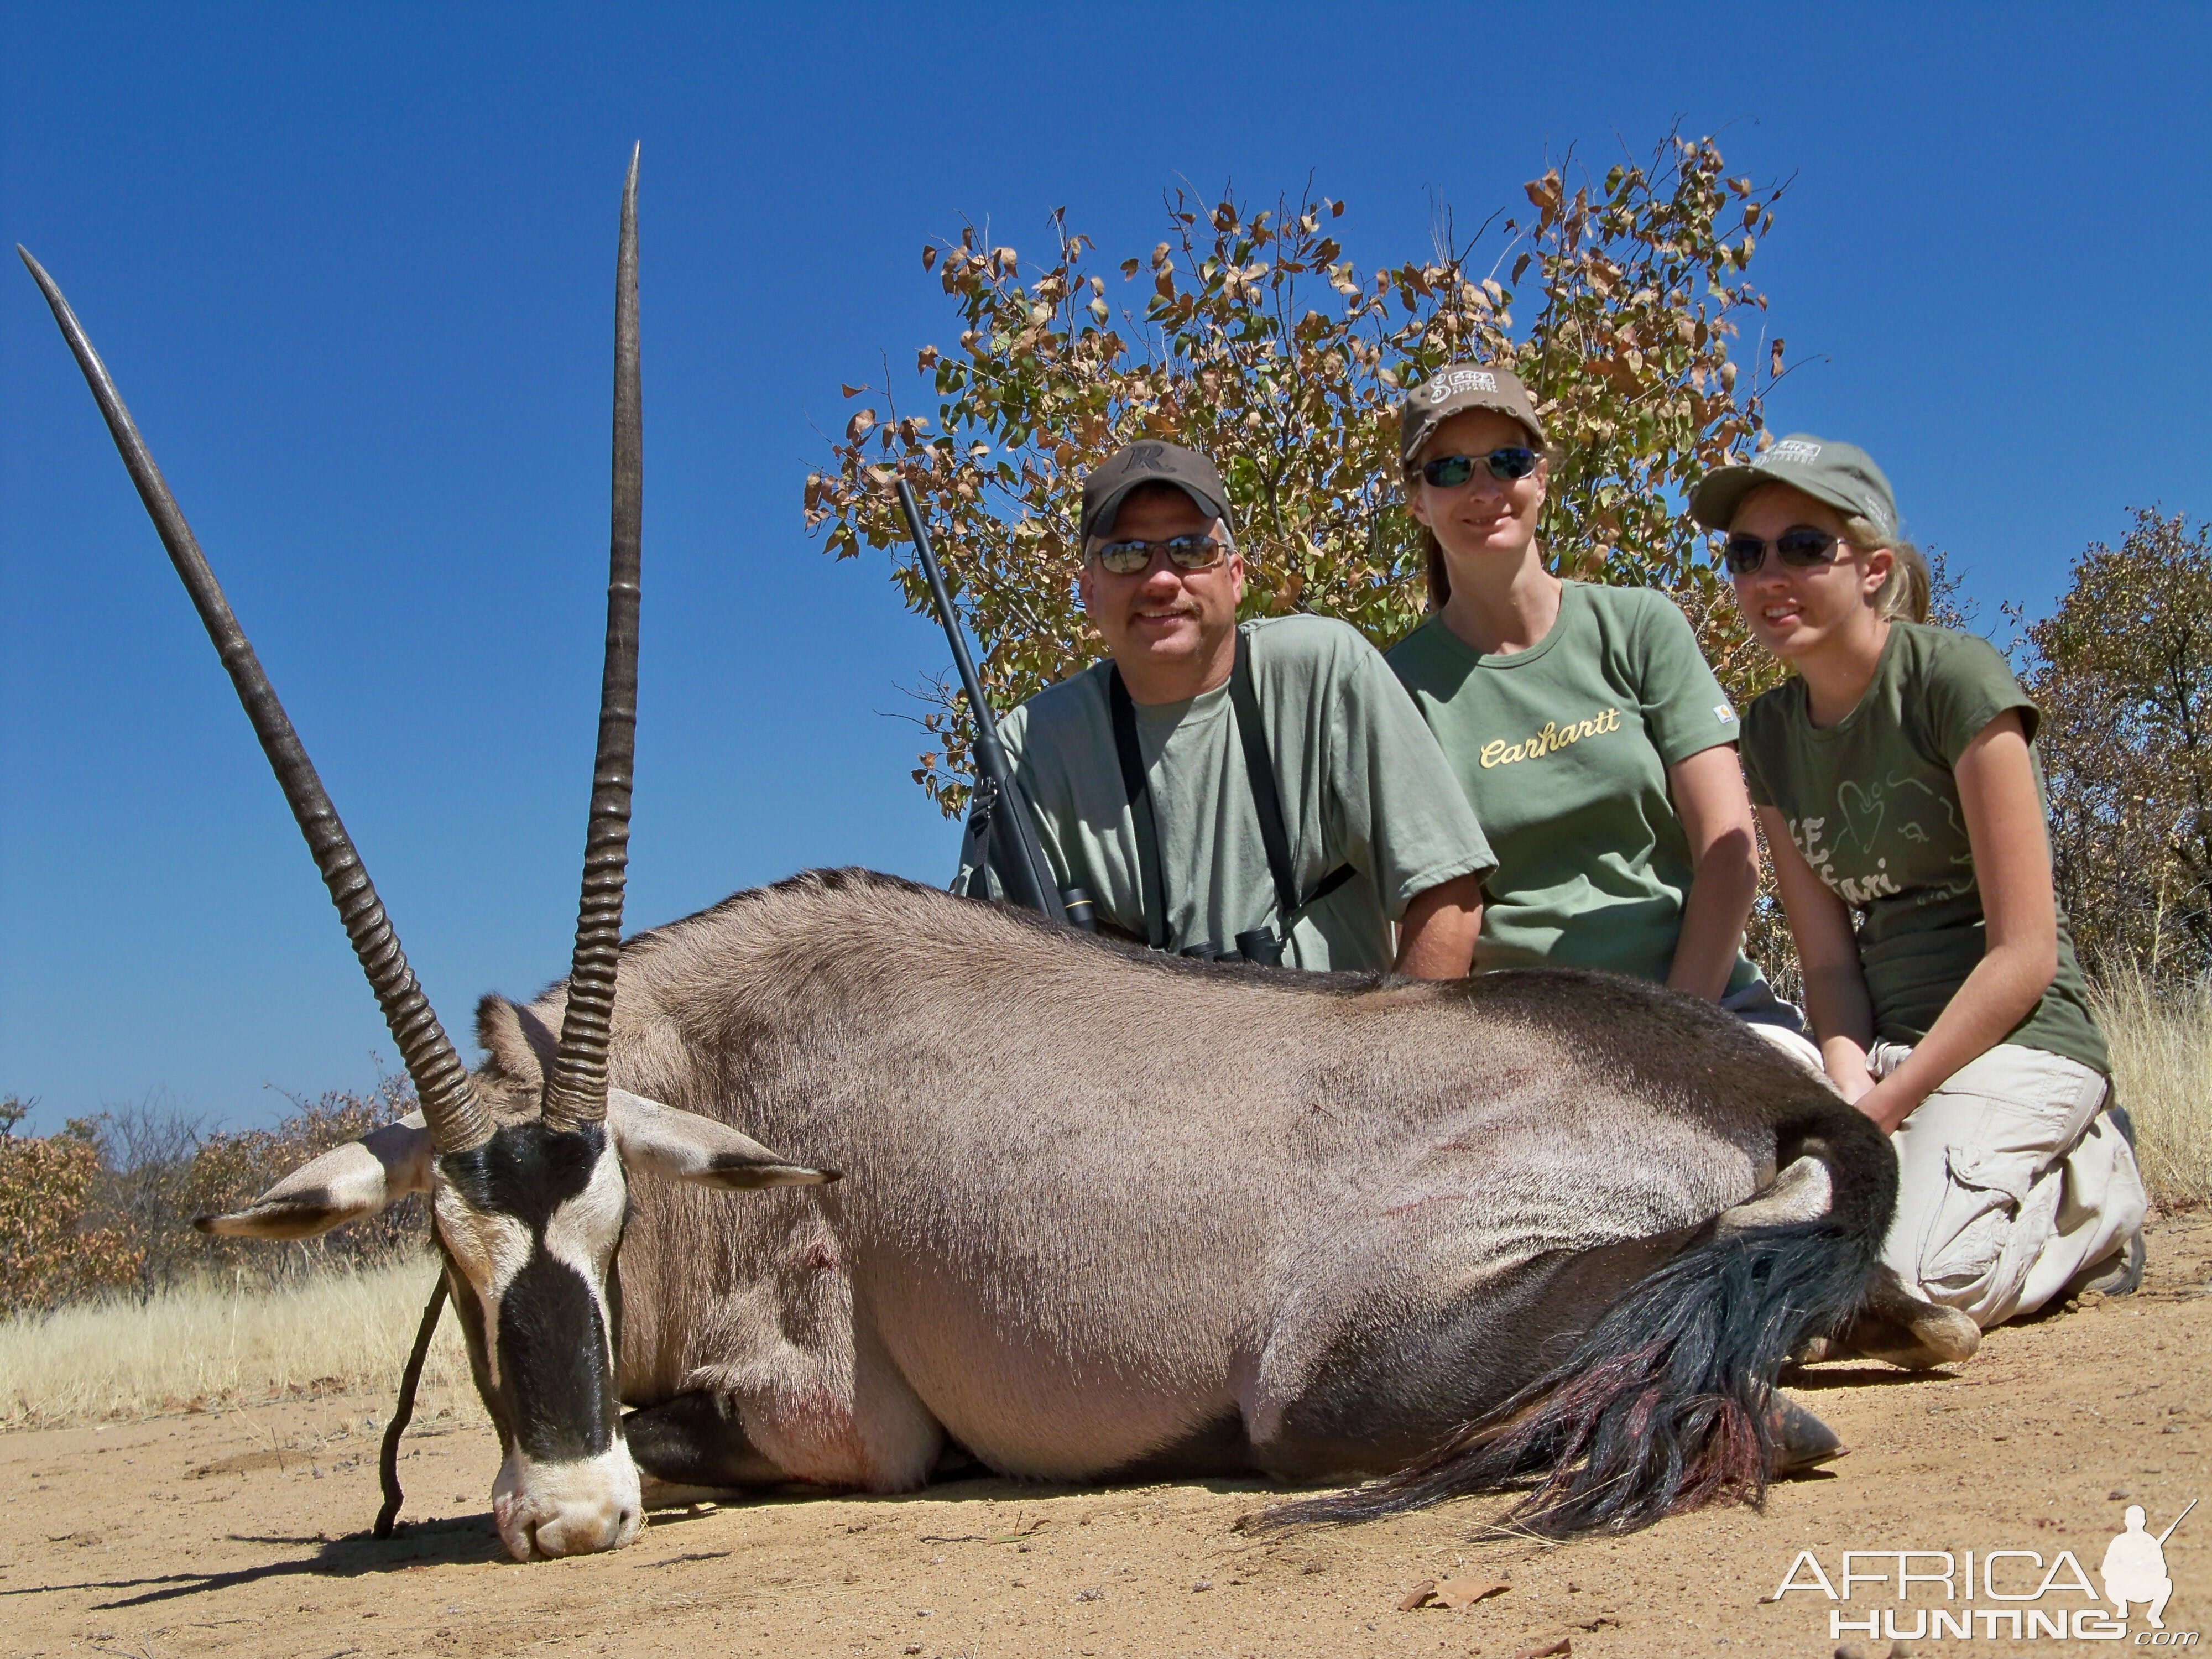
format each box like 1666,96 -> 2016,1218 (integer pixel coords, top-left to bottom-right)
1091,533 -> 1227,576
1420,448 -> 1540,488
1723,527 -> 1843,576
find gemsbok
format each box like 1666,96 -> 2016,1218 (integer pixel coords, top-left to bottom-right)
18,150 -> 1970,1563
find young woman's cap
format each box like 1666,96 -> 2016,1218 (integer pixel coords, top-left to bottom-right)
1398,364 -> 1547,466
1689,434 -> 1900,540
1079,441 -> 1232,546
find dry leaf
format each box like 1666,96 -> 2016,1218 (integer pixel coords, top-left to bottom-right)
1434,1577 -> 1510,1609
1397,1579 -> 1437,1612
1512,1640 -> 1571,1658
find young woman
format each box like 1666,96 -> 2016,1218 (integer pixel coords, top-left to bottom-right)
1385,364 -> 1813,1056
1693,434 -> 2147,1326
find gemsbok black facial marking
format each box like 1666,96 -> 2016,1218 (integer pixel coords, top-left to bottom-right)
442,1123 -> 625,1463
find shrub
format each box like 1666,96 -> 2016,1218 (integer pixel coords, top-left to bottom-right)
0,1079 -> 426,1314
0,1098 -> 143,1314
806,131 -> 1796,814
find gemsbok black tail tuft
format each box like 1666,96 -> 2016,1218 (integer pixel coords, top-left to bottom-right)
1256,1099 -> 1896,1538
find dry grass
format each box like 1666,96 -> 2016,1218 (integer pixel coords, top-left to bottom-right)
0,1253 -> 481,1428
2091,972 -> 2212,1214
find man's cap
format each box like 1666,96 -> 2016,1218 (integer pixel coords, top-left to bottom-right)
1688,434 -> 1899,541
1398,363 -> 1547,467
1078,441 -> 1232,546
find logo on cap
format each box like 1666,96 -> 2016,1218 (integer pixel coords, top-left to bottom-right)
1760,440 -> 1823,467
1428,368 -> 1500,403
1125,443 -> 1167,472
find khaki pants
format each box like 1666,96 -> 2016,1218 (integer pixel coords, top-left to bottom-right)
1869,1041 -> 2148,1327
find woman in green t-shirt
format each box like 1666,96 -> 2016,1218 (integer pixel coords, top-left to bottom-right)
1693,434 -> 2147,1329
1385,364 -> 1812,1057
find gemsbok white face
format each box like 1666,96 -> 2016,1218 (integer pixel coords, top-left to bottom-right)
19,149 -> 833,1560
198,1088 -> 829,1557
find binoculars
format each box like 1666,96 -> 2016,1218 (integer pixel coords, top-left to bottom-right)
1180,927 -> 1287,967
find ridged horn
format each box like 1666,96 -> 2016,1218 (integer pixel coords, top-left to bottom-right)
541,145 -> 641,1133
18,244 -> 494,1156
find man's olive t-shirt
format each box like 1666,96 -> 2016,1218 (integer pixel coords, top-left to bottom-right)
1739,620 -> 2107,1074
1386,581 -> 1760,988
955,614 -> 1495,972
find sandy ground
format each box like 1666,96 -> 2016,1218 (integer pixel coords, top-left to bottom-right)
4,1213 -> 2205,1659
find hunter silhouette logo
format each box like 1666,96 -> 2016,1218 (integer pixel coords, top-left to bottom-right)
2105,1500 -> 2193,1629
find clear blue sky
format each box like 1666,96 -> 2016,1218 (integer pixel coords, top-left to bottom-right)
4,4 -> 2208,1132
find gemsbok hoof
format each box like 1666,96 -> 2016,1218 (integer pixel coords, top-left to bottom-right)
1769,1397 -> 1846,1474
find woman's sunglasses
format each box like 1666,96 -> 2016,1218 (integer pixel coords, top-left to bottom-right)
1723,527 -> 1843,576
1420,448 -> 1540,488
1091,533 -> 1228,576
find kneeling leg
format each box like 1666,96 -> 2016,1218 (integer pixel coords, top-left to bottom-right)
623,1390 -> 786,1506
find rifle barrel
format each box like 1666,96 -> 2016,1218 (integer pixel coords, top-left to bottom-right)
893,479 -> 1055,917
2156,1496 -> 2196,1545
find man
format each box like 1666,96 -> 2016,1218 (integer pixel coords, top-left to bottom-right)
2101,1505 -> 2176,1630
956,440 -> 1491,976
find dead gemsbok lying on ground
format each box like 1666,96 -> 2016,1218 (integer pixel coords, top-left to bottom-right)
18,152 -> 1973,1564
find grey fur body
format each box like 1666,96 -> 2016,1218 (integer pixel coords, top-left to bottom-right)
471,867 -> 1811,1495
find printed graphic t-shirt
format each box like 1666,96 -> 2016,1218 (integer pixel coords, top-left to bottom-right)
1739,620 -> 2107,1074
1386,581 -> 1759,987
954,614 -> 1496,972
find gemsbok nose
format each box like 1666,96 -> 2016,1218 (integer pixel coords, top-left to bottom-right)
493,1446 -> 644,1558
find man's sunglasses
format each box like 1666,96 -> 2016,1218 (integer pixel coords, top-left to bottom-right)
1091,534 -> 1227,576
1420,448 -> 1540,488
1723,527 -> 1843,576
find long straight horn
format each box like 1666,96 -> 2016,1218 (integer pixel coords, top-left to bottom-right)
542,146 -> 641,1133
18,244 -> 493,1156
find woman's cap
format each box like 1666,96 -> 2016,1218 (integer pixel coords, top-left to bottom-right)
1399,364 -> 1547,465
1079,441 -> 1232,545
1689,434 -> 1899,540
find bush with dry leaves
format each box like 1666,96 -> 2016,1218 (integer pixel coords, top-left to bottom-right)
2016,508 -> 2212,985
0,1079 -> 426,1314
0,1098 -> 142,1314
805,131 -> 1797,813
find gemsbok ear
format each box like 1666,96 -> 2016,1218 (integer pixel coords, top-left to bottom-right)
194,1113 -> 434,1239
607,1089 -> 840,1190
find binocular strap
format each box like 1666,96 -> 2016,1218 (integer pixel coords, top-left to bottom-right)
1108,631 -> 1352,958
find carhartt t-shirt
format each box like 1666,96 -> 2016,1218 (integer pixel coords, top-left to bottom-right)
954,614 -> 1495,972
1387,581 -> 1759,988
1739,621 -> 2107,1074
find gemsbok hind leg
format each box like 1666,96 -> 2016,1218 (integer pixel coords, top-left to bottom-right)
1248,1151 -> 1867,1509
1240,1213 -> 1703,1485
1730,1157 -> 1978,1370
1791,1264 -> 1981,1369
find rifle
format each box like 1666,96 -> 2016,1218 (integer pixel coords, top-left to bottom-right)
2156,1498 -> 2197,1546
894,479 -> 1093,931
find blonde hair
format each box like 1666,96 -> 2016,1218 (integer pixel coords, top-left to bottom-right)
1841,513 -> 1931,624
